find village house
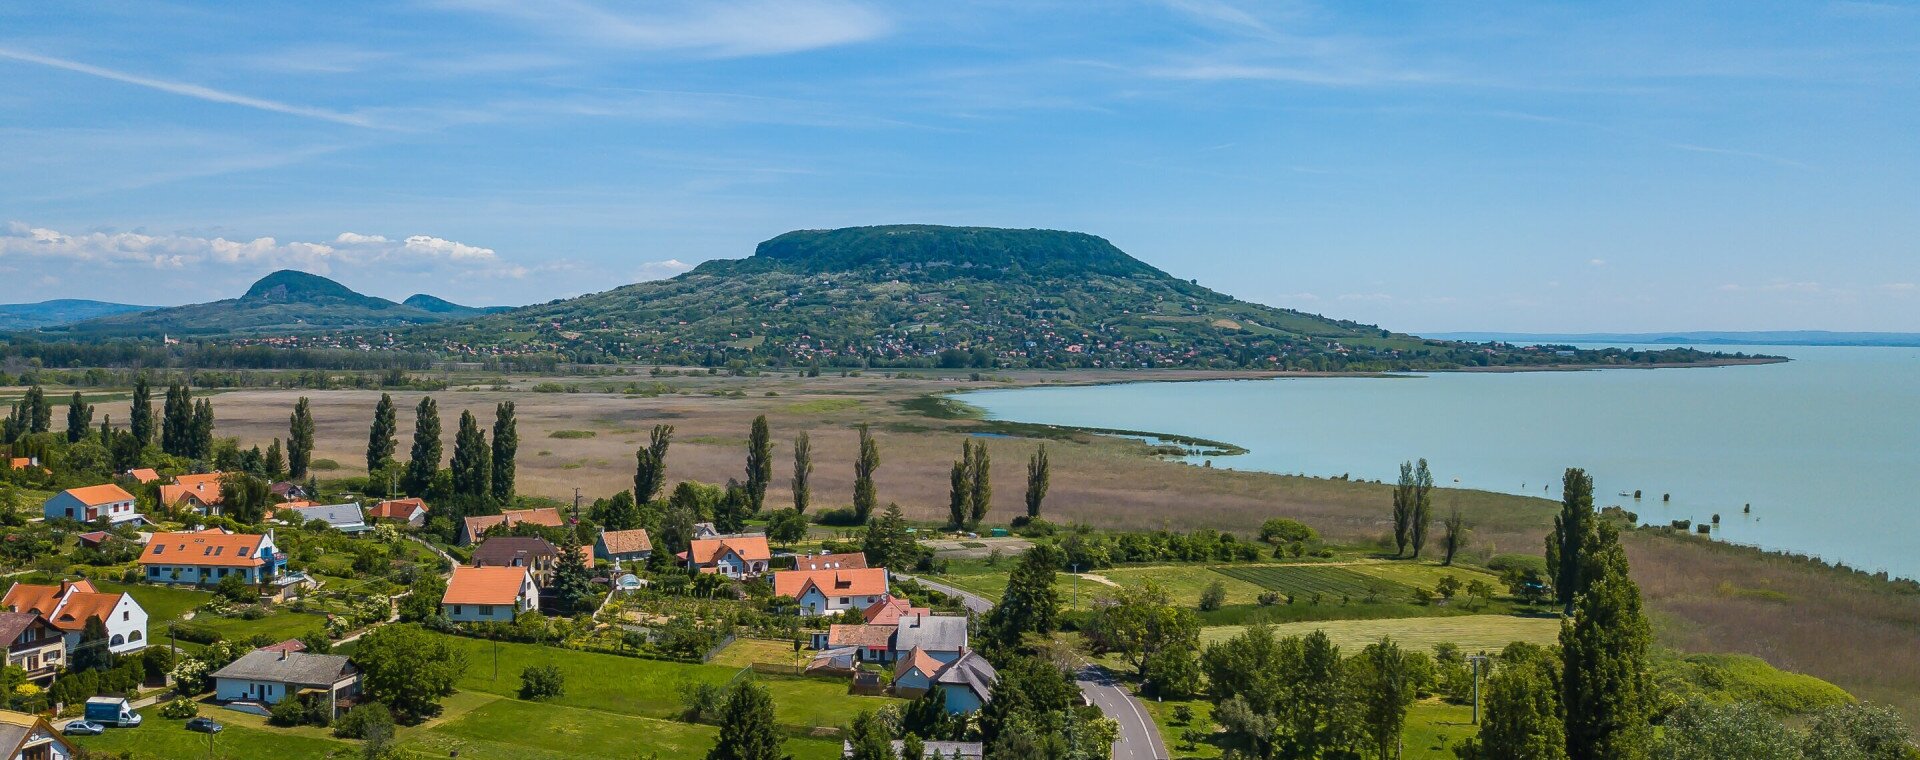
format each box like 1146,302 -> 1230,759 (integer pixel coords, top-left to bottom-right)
159,472 -> 227,516
367,497 -> 428,527
842,740 -> 983,760
457,507 -> 565,546
1,579 -> 147,655
682,535 -> 771,578
790,552 -> 867,571
138,530 -> 282,586
210,648 -> 359,718
593,528 -> 652,567
928,651 -> 998,714
0,612 -> 64,685
773,567 -> 890,617
0,709 -> 72,760
40,484 -> 142,526
470,536 -> 575,582
442,566 -> 538,623
123,468 -> 160,484
284,503 -> 370,534
891,614 -> 970,664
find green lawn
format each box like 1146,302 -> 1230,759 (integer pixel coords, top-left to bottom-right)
1201,614 -> 1561,654
1405,699 -> 1479,759
1211,564 -> 1413,600
96,580 -> 211,626
95,579 -> 328,646
195,609 -> 332,644
432,631 -> 897,732
67,710 -> 354,760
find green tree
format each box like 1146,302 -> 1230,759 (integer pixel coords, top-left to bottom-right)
265,438 -> 286,480
449,409 -> 492,503
65,391 -> 93,444
1442,508 -> 1469,566
947,445 -> 974,530
220,473 -> 274,523
1548,468 -> 1598,613
130,375 -> 154,447
989,543 -> 1062,646
845,711 -> 895,760
162,384 -> 191,456
1410,459 -> 1435,558
715,480 -> 750,534
745,415 -> 773,514
352,624 -> 468,724
767,508 -> 808,546
367,393 -> 398,477
189,398 -> 215,460
705,681 -> 785,760
657,499 -> 698,557
590,490 -> 643,531
71,617 -> 116,673
852,423 -> 880,522
405,397 -> 441,497
491,401 -> 517,503
1025,444 -> 1050,519
968,440 -> 991,527
22,384 -> 51,434
288,397 -> 315,479
1392,461 -> 1415,557
790,432 -> 813,514
1353,637 -> 1417,760
1082,582 -> 1201,683
1801,703 -> 1915,760
1650,700 -> 1797,760
634,424 -> 674,503
862,502 -> 918,570
1478,642 -> 1568,760
1561,521 -> 1653,760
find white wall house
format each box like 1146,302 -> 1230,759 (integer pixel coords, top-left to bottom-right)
42,485 -> 141,526
209,649 -> 359,718
1,580 -> 147,655
138,530 -> 282,586
774,568 -> 891,617
442,566 -> 538,623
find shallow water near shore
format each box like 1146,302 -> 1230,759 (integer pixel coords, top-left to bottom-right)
966,345 -> 1920,580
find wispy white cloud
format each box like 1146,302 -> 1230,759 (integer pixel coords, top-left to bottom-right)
1667,142 -> 1812,170
0,47 -> 379,128
433,0 -> 891,58
1,221 -> 509,276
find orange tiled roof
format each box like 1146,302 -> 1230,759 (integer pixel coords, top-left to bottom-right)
1,580 -> 125,632
894,646 -> 943,680
139,531 -> 270,568
443,566 -> 531,606
463,508 -> 563,537
173,472 -> 225,489
126,468 -> 161,484
863,596 -> 931,625
161,480 -> 225,508
773,567 -> 889,599
369,498 -> 427,519
60,484 -> 136,507
792,552 -> 867,571
1,580 -> 93,617
687,536 -> 771,565
598,529 -> 652,555
827,623 -> 895,649
43,591 -> 124,632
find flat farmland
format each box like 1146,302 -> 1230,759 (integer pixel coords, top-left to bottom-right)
1212,564 -> 1412,600
1200,614 -> 1561,653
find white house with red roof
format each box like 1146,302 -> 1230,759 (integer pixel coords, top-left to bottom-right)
773,567 -> 890,617
1,579 -> 148,655
41,484 -> 142,526
682,535 -> 771,578
138,529 -> 282,585
442,566 -> 538,623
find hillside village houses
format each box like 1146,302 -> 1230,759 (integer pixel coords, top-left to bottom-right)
442,565 -> 538,623
210,648 -> 360,718
283,502 -> 370,534
159,471 -> 227,515
457,507 -> 564,546
367,497 -> 428,527
1,579 -> 148,656
682,535 -> 771,578
774,566 -> 891,617
139,529 -> 282,586
0,612 -> 66,685
40,484 -> 142,527
593,528 -> 653,567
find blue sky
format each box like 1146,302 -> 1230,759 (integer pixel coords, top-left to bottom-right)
2,1 -> 1916,332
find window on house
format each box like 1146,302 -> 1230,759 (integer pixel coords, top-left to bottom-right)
153,545 -> 164,554
452,605 -> 462,615
479,605 -> 494,615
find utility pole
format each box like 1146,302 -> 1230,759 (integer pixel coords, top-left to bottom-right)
1468,654 -> 1491,724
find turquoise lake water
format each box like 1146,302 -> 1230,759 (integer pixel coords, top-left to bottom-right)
964,345 -> 1920,580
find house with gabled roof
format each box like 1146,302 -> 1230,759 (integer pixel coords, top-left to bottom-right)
773,567 -> 890,617
210,648 -> 359,718
0,709 -> 72,760
442,566 -> 538,623
367,497 -> 428,527
791,552 -> 867,571
457,507 -> 564,546
0,612 -> 65,684
124,468 -> 161,484
284,503 -> 370,534
930,651 -> 998,714
682,535 -> 771,578
892,614 -> 969,664
1,579 -> 147,655
160,473 -> 227,516
594,529 -> 652,567
138,530 -> 282,586
41,484 -> 142,526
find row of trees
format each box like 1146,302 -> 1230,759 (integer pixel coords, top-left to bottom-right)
1389,458 -> 1469,564
363,394 -> 517,513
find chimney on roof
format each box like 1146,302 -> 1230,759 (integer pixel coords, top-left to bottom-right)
279,649 -> 288,661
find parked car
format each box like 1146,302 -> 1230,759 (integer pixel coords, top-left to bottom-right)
185,717 -> 223,734
63,720 -> 105,736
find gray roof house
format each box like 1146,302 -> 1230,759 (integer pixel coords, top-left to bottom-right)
932,651 -> 998,714
892,614 -> 969,657
286,503 -> 370,534
845,740 -> 983,759
210,648 -> 359,717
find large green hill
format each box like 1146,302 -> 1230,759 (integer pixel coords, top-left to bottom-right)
42,270 -> 477,338
378,225 -> 1729,371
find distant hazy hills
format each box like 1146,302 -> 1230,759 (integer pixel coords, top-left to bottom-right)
0,299 -> 158,330
1430,331 -> 1920,348
30,270 -> 503,338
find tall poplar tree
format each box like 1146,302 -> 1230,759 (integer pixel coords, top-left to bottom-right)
450,409 -> 491,503
744,415 -> 772,514
65,392 -> 92,444
1392,461 -> 1415,557
1477,643 -> 1568,760
1411,458 -> 1435,558
288,397 -> 315,479
634,424 -> 673,503
129,375 -> 153,448
162,384 -> 192,456
491,401 -> 517,503
265,438 -> 285,480
705,682 -> 785,760
367,393 -> 397,478
22,385 -> 50,435
1548,468 -> 1599,612
948,445 -> 974,530
1561,521 -> 1653,760
404,396 -> 441,497
1025,444 -> 1050,519
190,398 -> 214,460
790,432 -> 812,514
968,440 -> 991,527
852,423 -> 879,522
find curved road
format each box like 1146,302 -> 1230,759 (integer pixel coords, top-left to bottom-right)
899,574 -> 1167,760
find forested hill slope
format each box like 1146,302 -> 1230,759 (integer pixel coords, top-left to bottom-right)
374,225 -> 1739,371
40,270 -> 476,338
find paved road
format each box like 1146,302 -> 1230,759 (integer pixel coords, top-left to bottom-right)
900,573 -> 1167,760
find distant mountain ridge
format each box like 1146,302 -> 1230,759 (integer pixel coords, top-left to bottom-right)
0,299 -> 157,330
36,270 -> 492,338
1430,331 -> 1920,348
401,293 -> 510,315
368,224 -> 1738,371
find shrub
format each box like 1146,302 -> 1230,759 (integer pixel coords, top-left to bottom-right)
1198,581 -> 1227,612
520,664 -> 565,700
548,430 -> 596,439
159,698 -> 198,720
1486,553 -> 1546,575
812,507 -> 864,527
169,622 -> 223,645
333,702 -> 395,739
1256,591 -> 1282,606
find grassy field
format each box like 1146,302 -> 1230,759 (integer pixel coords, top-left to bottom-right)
1212,564 -> 1413,600
92,580 -> 328,646
1148,693 -> 1473,759
709,637 -> 808,669
1200,614 -> 1562,653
